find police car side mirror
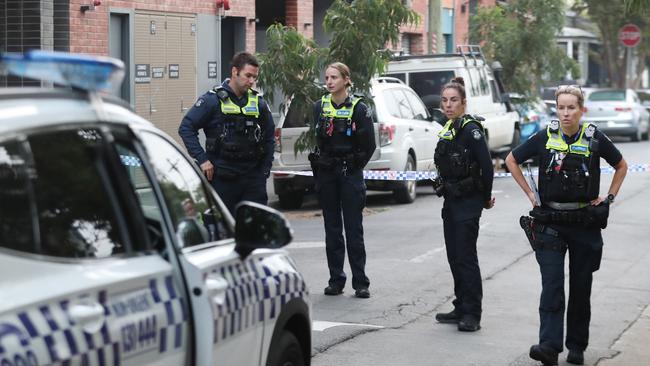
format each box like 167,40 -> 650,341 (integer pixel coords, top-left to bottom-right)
234,201 -> 293,259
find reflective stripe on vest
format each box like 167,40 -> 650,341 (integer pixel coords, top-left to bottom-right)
220,90 -> 260,118
321,94 -> 360,119
545,123 -> 593,157
438,116 -> 484,141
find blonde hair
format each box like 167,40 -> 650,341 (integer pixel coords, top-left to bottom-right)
326,62 -> 352,87
555,85 -> 585,108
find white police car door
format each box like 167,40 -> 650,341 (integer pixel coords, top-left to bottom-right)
0,126 -> 188,365
136,130 -> 264,366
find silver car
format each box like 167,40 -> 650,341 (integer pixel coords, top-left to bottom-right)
582,89 -> 650,141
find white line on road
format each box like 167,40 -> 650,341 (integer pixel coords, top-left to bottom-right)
287,241 -> 326,249
312,320 -> 384,332
407,222 -> 489,263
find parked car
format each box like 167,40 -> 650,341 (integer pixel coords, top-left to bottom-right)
509,94 -> 553,141
385,45 -> 520,157
0,51 -> 311,366
636,89 -> 650,113
272,77 -> 442,209
582,88 -> 650,141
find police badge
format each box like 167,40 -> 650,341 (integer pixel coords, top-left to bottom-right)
472,129 -> 482,140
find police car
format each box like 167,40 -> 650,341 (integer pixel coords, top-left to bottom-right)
0,51 -> 311,366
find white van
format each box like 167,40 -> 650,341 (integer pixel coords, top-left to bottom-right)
385,45 -> 520,156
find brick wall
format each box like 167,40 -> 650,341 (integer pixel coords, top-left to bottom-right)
286,0 -> 313,39
68,0 -> 258,55
454,0 -> 496,49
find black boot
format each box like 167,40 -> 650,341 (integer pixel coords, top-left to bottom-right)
435,309 -> 461,324
529,344 -> 558,366
566,349 -> 584,365
323,285 -> 343,295
457,315 -> 481,332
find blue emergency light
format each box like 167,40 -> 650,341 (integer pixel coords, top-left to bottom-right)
0,50 -> 125,93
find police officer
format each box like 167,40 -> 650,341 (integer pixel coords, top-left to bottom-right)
433,77 -> 495,332
505,85 -> 627,365
178,52 -> 274,214
310,62 -> 375,298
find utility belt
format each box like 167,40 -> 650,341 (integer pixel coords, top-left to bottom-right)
432,175 -> 483,198
530,203 -> 609,229
519,216 -> 566,252
308,151 -> 362,176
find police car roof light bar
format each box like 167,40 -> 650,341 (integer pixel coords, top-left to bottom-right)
0,50 -> 125,93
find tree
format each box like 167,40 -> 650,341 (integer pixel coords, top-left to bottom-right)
625,0 -> 650,14
324,0 -> 419,94
470,0 -> 579,95
257,0 -> 418,153
575,0 -> 649,88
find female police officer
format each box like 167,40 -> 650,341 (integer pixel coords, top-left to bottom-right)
505,85 -> 627,365
433,77 -> 495,331
310,62 -> 375,298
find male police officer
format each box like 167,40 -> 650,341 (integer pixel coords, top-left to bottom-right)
179,52 -> 274,214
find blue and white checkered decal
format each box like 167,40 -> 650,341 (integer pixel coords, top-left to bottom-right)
0,274 -> 187,365
209,256 -> 308,345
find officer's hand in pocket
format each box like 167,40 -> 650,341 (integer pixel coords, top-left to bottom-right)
200,160 -> 214,181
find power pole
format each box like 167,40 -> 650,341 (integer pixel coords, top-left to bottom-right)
428,0 -> 442,54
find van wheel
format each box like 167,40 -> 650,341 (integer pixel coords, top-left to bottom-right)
393,155 -> 416,204
266,330 -> 304,366
278,192 -> 304,210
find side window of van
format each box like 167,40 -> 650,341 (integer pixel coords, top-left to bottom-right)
386,73 -> 406,84
479,68 -> 490,95
409,71 -> 454,101
468,68 -> 480,96
490,80 -> 502,103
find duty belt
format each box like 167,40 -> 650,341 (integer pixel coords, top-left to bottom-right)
546,201 -> 589,210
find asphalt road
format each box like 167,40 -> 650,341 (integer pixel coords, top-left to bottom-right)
269,138 -> 650,366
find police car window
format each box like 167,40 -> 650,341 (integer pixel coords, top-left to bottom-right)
139,132 -> 232,247
391,89 -> 415,120
0,130 -> 125,259
403,89 -> 429,121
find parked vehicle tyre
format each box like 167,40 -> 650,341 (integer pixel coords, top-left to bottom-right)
510,126 -> 521,148
278,191 -> 304,210
630,127 -> 641,142
266,330 -> 304,366
393,155 -> 416,204
642,126 -> 649,141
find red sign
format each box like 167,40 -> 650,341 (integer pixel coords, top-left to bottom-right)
619,24 -> 642,47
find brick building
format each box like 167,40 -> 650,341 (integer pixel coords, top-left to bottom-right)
0,0 -> 488,138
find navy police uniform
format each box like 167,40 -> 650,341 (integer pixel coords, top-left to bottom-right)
311,94 -> 375,293
434,115 -> 493,324
178,80 -> 275,213
512,121 -> 622,355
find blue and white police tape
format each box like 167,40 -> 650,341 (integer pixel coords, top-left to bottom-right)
272,164 -> 650,181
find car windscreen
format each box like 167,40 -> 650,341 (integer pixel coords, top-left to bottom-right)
408,71 -> 455,106
588,90 -> 626,101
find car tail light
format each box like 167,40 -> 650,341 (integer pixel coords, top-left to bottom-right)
274,128 -> 281,152
379,123 -> 395,146
614,107 -> 632,112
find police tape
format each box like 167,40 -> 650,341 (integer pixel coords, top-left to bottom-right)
271,164 -> 650,181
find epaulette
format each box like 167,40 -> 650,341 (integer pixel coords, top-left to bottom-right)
465,114 -> 485,122
211,86 -> 229,101
249,88 -> 260,96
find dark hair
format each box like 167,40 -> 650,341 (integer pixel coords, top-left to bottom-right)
441,76 -> 466,100
231,52 -> 259,70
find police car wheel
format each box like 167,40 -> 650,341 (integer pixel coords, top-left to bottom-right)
278,192 -> 304,210
266,330 -> 304,366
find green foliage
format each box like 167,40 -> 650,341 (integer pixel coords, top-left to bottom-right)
625,0 -> 650,15
470,0 -> 578,95
257,0 -> 418,153
324,0 -> 419,94
576,0 -> 649,88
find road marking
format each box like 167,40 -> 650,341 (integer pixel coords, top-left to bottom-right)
409,246 -> 445,263
312,320 -> 384,332
408,223 -> 489,263
288,241 -> 326,249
